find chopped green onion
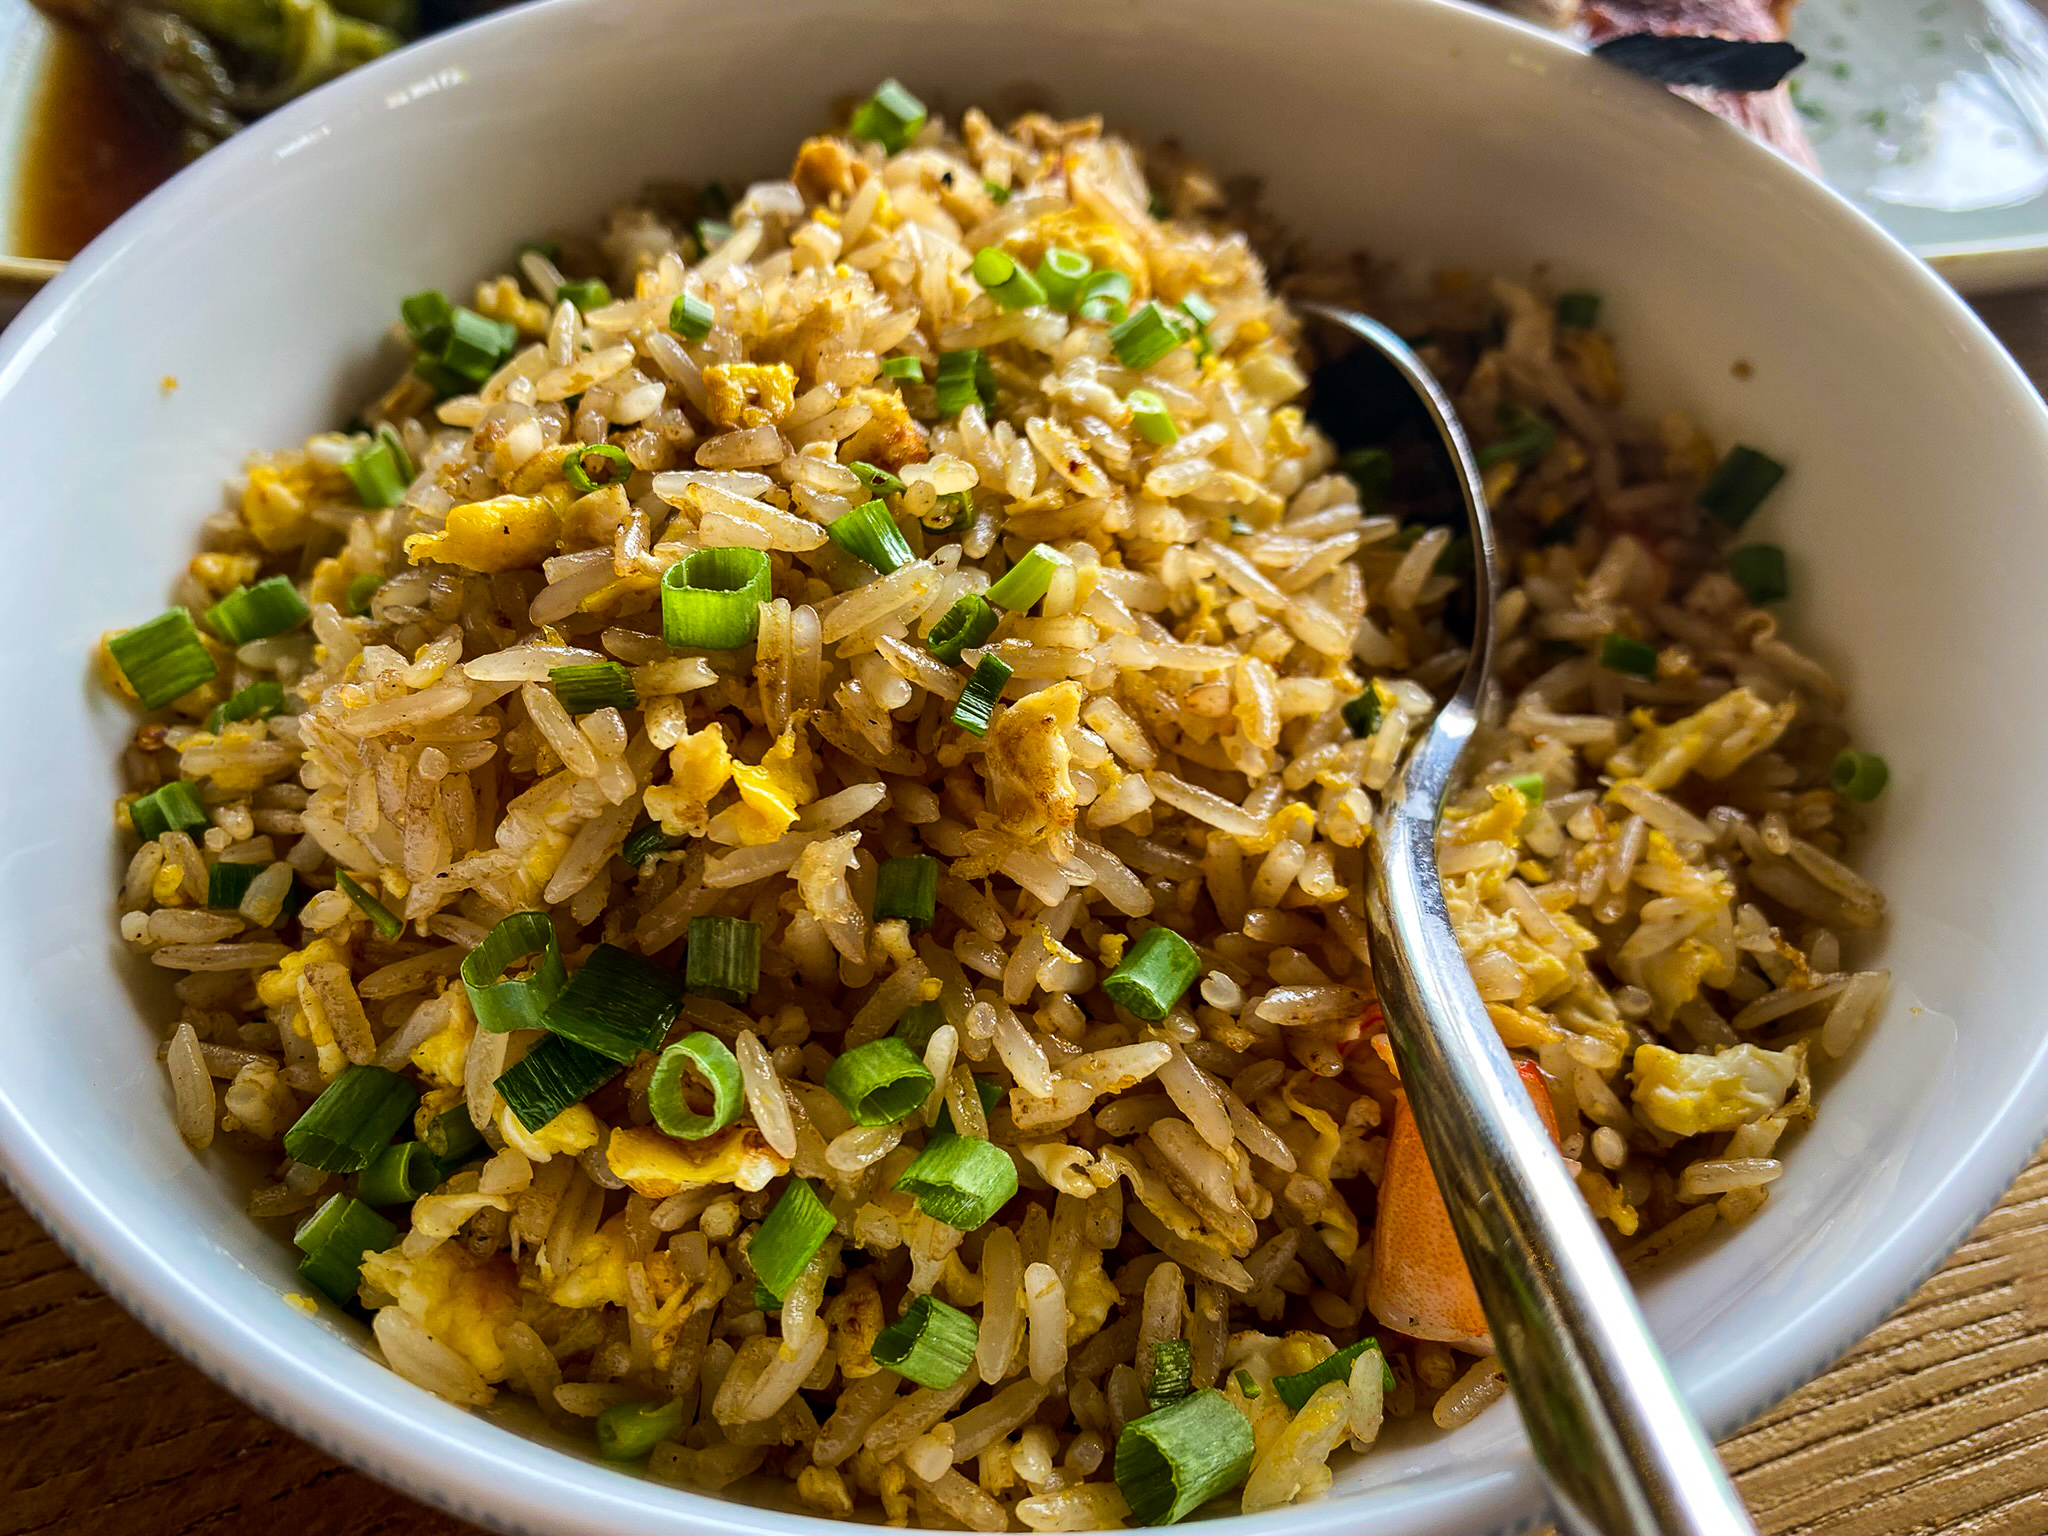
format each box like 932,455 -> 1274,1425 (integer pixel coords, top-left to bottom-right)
1830,749 -> 1889,803
1340,447 -> 1394,506
1109,302 -> 1190,371
699,180 -> 733,218
110,608 -> 218,711
929,491 -> 974,532
496,1036 -> 620,1134
648,1032 -> 744,1140
1475,403 -> 1556,471
984,179 -> 1011,204
283,1065 -> 420,1173
345,574 -> 383,616
358,1141 -> 440,1207
1103,927 -> 1201,1022
685,914 -> 761,1005
825,1037 -> 935,1127
207,860 -> 262,910
517,239 -> 562,263
207,576 -> 310,646
556,277 -> 610,312
1076,269 -> 1134,325
880,356 -> 924,382
411,355 -> 470,400
1148,192 -> 1171,220
550,661 -> 639,715
344,436 -> 407,508
896,1131 -> 1017,1230
1179,294 -> 1217,361
827,499 -> 914,575
208,679 -> 287,733
461,911 -> 567,1034
622,820 -> 683,866
695,218 -> 734,254
1556,291 -> 1603,329
662,546 -> 773,649
1114,1389 -> 1255,1526
873,1293 -> 979,1389
1036,247 -> 1093,311
334,871 -> 403,939
669,292 -> 714,341
1506,773 -> 1545,806
1234,1368 -> 1260,1399
376,422 -> 415,482
546,943 -> 687,1063
1129,389 -> 1180,446
564,443 -> 633,495
951,653 -> 1013,737
1342,685 -> 1383,739
1699,445 -> 1786,527
970,247 -> 1047,310
1273,1338 -> 1394,1410
935,348 -> 995,418
1727,543 -> 1788,604
751,1178 -> 837,1302
927,594 -> 999,665
440,307 -> 519,384
130,780 -> 208,842
292,1193 -> 396,1306
849,78 -> 927,153
420,1105 -> 485,1164
849,460 -> 906,496
985,543 -> 1069,612
400,290 -> 453,347
596,1399 -> 685,1463
895,1000 -> 947,1055
1147,1338 -> 1193,1410
1598,633 -> 1659,680
874,855 -> 939,930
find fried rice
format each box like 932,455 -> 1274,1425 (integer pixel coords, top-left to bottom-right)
103,84 -> 1890,1528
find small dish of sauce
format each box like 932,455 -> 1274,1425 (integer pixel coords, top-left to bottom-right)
8,14 -> 180,267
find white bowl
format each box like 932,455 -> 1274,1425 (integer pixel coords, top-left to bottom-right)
2,0 -> 2044,1531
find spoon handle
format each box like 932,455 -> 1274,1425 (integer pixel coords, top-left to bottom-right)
1365,795 -> 1759,1536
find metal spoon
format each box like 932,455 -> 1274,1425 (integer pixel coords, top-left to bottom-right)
1300,301 -> 1759,1536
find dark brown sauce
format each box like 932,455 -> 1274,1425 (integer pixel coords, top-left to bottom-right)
13,21 -> 182,262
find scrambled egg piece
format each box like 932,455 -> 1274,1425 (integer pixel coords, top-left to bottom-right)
837,387 -> 928,471
1631,1042 -> 1805,1138
793,135 -> 866,201
644,724 -> 734,837
704,362 -> 798,430
404,1245 -> 520,1380
256,938 -> 346,1010
983,681 -> 1082,843
707,726 -> 816,846
404,487 -> 572,573
1606,688 -> 1797,792
189,551 -> 261,597
1021,208 -> 1148,295
473,274 -> 552,336
242,459 -> 320,551
1065,1247 -> 1117,1342
549,1215 -> 632,1309
498,1101 -> 600,1162
606,1124 -> 790,1197
411,998 -> 475,1089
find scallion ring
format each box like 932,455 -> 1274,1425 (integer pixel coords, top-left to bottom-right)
648,1032 -> 744,1140
460,911 -> 566,1034
661,546 -> 772,650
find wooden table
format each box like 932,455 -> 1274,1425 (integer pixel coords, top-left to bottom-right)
5,293 -> 2047,1536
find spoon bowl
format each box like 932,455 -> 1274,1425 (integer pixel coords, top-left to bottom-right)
1305,301 -> 1760,1536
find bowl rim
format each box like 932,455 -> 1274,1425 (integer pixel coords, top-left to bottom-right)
4,0 -> 2048,1532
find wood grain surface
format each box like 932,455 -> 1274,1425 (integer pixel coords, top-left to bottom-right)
5,293 -> 2047,1536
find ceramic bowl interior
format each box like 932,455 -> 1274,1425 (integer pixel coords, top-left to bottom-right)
2,1 -> 2045,1533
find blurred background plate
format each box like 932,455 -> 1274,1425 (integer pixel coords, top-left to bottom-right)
1796,0 -> 2048,293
